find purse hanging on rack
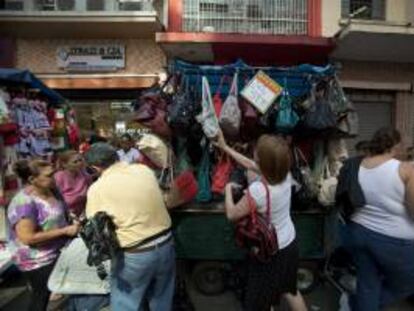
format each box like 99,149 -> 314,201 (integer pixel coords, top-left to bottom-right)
213,75 -> 227,117
275,88 -> 299,133
196,77 -> 220,139
219,73 -> 242,138
211,152 -> 233,195
196,140 -> 213,203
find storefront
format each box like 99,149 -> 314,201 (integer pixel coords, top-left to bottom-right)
14,38 -> 166,138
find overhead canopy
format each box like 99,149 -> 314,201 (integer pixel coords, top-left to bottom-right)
171,59 -> 335,98
0,68 -> 66,104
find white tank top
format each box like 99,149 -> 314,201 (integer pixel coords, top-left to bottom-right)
249,175 -> 296,249
352,159 -> 414,240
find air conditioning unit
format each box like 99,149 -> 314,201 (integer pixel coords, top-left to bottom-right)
57,0 -> 75,11
4,0 -> 24,10
39,0 -> 56,11
118,0 -> 152,11
87,0 -> 105,11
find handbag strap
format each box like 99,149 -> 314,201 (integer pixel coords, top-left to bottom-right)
214,75 -> 228,97
261,180 -> 272,221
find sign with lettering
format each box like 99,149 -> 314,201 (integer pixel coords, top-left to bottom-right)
57,45 -> 125,72
241,70 -> 283,114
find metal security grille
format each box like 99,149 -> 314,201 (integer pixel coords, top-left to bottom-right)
345,89 -> 394,155
341,0 -> 385,20
183,0 -> 308,35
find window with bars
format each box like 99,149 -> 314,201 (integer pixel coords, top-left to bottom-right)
342,0 -> 386,20
183,0 -> 308,35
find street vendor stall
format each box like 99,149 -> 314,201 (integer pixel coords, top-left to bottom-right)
133,59 -> 358,294
0,68 -> 80,277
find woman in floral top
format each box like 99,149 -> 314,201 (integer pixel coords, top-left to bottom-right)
7,159 -> 80,311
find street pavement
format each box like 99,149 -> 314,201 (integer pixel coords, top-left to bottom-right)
1,272 -> 414,311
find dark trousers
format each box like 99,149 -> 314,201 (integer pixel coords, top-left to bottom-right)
23,263 -> 55,311
346,222 -> 414,311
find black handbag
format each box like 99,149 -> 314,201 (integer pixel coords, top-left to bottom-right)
80,212 -> 121,279
304,83 -> 337,131
168,76 -> 198,135
291,147 -> 316,210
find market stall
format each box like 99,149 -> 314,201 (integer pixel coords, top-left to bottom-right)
133,59 -> 358,294
0,68 -> 79,277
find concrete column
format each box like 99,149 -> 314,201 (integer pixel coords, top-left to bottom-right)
395,91 -> 414,147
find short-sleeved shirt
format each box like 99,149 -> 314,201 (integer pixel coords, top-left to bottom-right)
55,170 -> 92,217
86,162 -> 171,248
248,175 -> 296,250
7,189 -> 68,271
117,148 -> 141,164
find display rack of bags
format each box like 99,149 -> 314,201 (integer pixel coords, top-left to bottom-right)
132,60 -> 358,210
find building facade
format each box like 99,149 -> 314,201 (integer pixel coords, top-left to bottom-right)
0,0 -> 168,136
1,0 -> 413,146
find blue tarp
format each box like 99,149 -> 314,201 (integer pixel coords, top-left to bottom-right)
171,59 -> 335,98
0,68 -> 65,104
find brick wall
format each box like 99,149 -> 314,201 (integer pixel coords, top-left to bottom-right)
16,38 -> 166,74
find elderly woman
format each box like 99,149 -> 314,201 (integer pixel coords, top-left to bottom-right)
215,131 -> 307,311
7,159 -> 80,311
345,128 -> 414,310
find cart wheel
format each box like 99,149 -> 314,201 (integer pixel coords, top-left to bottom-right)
297,267 -> 317,294
191,262 -> 226,296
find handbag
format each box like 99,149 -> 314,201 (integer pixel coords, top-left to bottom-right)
211,153 -> 233,195
304,84 -> 337,131
164,170 -> 199,208
291,147 -> 317,210
196,142 -> 212,203
135,94 -> 171,138
137,133 -> 169,169
235,182 -> 278,262
317,159 -> 338,207
169,76 -> 197,135
213,76 -> 227,117
275,90 -> 299,133
219,73 -> 242,138
196,77 -> 220,139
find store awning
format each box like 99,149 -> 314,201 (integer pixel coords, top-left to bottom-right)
38,74 -> 158,90
0,68 -> 65,103
332,19 -> 414,63
156,32 -> 335,66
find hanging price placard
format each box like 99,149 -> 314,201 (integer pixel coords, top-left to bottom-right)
241,70 -> 283,114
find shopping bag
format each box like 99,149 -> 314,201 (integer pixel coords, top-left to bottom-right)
219,73 -> 241,138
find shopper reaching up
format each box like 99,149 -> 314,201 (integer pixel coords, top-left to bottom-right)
213,130 -> 307,311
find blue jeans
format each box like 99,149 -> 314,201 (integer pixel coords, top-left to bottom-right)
111,239 -> 175,311
346,222 -> 414,311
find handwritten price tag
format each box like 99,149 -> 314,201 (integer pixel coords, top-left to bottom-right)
241,71 -> 283,114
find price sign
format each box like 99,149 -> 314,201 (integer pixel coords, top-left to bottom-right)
241,70 -> 283,114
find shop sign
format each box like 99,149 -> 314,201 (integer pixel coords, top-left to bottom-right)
57,45 -> 125,72
241,70 -> 283,114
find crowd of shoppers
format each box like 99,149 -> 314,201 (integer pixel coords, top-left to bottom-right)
6,127 -> 414,311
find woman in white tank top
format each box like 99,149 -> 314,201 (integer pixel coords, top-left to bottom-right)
214,131 -> 307,311
346,128 -> 414,311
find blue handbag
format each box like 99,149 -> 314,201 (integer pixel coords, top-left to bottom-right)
196,141 -> 212,203
275,90 -> 299,133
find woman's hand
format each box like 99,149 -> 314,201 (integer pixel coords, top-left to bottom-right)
64,222 -> 81,237
212,130 -> 228,150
